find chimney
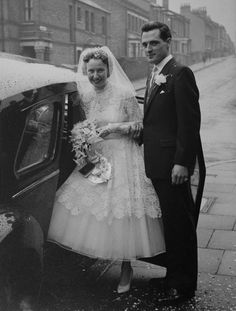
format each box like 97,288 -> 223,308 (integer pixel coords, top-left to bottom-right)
163,0 -> 169,10
180,4 -> 191,14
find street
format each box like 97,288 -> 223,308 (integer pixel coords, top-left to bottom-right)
39,57 -> 236,311
196,56 -> 236,163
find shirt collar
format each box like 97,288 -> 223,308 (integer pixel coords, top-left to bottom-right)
154,54 -> 173,73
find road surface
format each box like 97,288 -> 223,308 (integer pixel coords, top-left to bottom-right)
194,56 -> 236,164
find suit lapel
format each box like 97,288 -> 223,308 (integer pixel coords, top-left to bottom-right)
144,58 -> 177,118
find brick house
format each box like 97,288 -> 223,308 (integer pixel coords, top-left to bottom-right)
180,5 -> 234,62
150,0 -> 191,65
2,0 -> 233,79
0,0 -> 110,65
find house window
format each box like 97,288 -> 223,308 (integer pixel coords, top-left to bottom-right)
128,42 -> 136,57
44,47 -> 50,61
91,12 -> 95,33
128,41 -> 143,57
24,0 -> 33,21
101,16 -> 107,35
69,5 -> 75,42
135,17 -> 138,32
128,14 -> 131,31
131,16 -> 135,32
172,40 -> 178,53
85,10 -> 89,31
76,47 -> 82,63
77,7 -> 82,22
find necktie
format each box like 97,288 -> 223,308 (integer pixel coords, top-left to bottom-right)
149,66 -> 159,89
148,66 -> 159,95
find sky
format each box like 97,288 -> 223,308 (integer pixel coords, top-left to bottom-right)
167,0 -> 236,42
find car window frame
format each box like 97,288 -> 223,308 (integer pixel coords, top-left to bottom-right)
14,95 -> 62,179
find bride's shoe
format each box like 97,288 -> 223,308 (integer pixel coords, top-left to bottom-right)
117,268 -> 133,294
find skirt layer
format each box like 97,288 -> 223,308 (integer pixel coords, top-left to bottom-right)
48,205 -> 165,260
48,137 -> 165,260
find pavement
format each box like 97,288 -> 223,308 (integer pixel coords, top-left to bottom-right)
42,57 -> 236,310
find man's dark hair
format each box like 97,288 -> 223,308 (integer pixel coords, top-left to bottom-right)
141,21 -> 172,42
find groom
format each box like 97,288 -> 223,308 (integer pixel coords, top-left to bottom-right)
141,21 -> 203,303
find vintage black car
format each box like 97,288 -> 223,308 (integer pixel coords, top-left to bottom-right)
0,52 -> 84,310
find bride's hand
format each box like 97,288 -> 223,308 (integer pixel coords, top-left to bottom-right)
97,125 -> 111,138
97,123 -> 126,137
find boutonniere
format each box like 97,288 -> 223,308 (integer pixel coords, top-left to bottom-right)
153,73 -> 168,86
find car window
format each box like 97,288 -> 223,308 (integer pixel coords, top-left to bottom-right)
15,102 -> 57,173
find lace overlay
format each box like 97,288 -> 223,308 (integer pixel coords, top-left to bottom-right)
55,82 -> 161,221
48,81 -> 165,259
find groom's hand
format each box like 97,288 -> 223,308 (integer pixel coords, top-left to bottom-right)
130,122 -> 143,140
171,165 -> 188,185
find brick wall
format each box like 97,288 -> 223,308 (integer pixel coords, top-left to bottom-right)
40,0 -> 109,64
94,0 -> 127,57
0,0 -> 21,53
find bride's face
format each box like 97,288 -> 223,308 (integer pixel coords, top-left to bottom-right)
86,58 -> 109,89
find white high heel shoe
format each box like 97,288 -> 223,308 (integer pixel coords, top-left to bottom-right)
117,268 -> 133,294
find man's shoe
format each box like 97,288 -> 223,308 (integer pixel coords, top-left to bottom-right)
149,277 -> 167,290
157,288 -> 195,304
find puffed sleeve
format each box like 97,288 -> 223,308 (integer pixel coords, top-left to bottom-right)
122,95 -> 143,123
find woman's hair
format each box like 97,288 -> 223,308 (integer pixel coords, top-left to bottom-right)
82,47 -> 111,76
141,21 -> 172,42
83,48 -> 109,66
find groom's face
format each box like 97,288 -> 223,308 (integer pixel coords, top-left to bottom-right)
141,29 -> 170,65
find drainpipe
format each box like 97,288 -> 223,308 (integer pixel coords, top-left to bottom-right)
0,0 -> 5,51
73,0 -> 77,65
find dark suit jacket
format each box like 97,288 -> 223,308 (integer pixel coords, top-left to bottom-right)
143,58 -> 201,180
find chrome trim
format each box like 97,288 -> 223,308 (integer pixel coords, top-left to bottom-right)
12,169 -> 59,199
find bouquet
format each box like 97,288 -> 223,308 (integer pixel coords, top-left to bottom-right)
70,120 -> 111,184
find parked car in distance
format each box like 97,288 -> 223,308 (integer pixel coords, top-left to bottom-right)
0,52 -> 84,310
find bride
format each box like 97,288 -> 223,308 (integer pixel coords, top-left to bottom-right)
47,46 -> 165,293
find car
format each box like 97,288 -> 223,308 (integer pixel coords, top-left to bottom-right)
0,52 -> 84,310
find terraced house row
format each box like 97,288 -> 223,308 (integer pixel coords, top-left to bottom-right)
0,0 -> 234,79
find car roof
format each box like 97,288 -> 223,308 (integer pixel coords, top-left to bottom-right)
0,52 -> 77,100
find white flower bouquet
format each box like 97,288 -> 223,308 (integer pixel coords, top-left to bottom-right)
71,120 -> 111,183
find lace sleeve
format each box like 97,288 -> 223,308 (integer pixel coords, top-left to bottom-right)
122,96 -> 143,122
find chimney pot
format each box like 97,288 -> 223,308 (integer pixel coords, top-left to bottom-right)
163,0 -> 169,10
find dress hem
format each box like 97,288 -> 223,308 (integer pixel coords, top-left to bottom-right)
47,239 -> 166,262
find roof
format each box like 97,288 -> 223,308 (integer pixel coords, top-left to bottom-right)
78,0 -> 110,14
0,53 -> 76,100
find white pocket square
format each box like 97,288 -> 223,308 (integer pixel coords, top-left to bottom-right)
160,90 -> 165,94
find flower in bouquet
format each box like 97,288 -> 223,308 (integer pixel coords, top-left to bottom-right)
70,120 -> 111,183
71,120 -> 99,161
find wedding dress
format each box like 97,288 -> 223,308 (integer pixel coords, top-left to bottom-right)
48,47 -> 165,260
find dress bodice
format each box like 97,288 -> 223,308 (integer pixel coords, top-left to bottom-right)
80,82 -> 142,127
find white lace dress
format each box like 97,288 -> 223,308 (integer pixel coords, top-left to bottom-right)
48,83 -> 165,260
